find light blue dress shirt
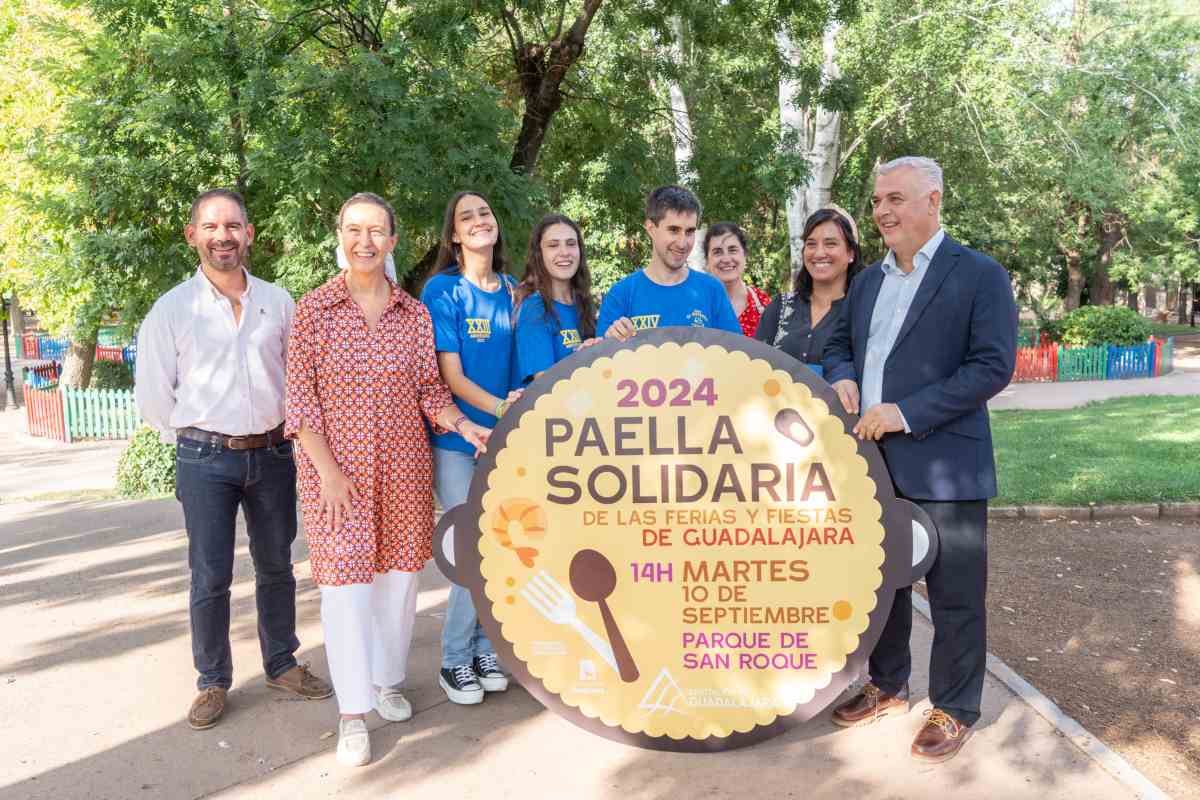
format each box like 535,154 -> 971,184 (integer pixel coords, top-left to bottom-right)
860,228 -> 946,430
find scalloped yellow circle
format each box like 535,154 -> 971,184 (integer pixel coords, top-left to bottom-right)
479,342 -> 884,740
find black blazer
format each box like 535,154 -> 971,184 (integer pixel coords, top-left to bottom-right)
823,234 -> 1018,501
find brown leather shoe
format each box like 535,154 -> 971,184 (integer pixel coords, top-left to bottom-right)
188,687 -> 227,730
266,662 -> 333,700
911,709 -> 974,763
831,682 -> 910,728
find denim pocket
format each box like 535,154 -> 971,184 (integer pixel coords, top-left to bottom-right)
267,439 -> 295,460
176,438 -> 218,464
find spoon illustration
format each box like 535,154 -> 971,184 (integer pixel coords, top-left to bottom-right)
569,549 -> 640,683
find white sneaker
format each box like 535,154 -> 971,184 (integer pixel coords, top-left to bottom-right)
374,687 -> 412,722
473,654 -> 509,693
336,718 -> 371,767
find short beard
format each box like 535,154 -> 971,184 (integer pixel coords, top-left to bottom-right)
201,248 -> 247,273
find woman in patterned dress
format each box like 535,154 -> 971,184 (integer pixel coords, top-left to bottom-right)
286,192 -> 490,767
753,207 -> 865,376
704,222 -> 772,336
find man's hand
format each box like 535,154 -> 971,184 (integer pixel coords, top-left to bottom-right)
605,317 -> 636,342
853,402 -> 905,441
832,379 -> 860,415
318,468 -> 358,531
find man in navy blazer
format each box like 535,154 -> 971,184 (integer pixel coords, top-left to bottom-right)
823,157 -> 1017,763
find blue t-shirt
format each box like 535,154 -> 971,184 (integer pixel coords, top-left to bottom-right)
596,269 -> 741,337
421,269 -> 517,454
514,294 -> 583,384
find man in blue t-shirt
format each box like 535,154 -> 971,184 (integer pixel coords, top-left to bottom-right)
597,185 -> 741,339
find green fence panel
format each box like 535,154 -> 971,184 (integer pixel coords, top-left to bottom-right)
61,387 -> 141,440
1057,345 -> 1107,381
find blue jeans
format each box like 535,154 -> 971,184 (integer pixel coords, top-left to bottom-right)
175,435 -> 301,690
433,447 -> 495,667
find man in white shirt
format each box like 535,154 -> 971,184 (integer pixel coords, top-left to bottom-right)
136,189 -> 331,731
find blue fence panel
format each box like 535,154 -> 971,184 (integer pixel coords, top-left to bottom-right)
1106,342 -> 1154,379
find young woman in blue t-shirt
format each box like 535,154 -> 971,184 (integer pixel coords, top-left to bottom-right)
513,214 -> 598,384
420,190 -> 522,706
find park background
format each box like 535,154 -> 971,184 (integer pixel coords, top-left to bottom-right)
1,0 -> 1198,389
2,2 -> 1200,797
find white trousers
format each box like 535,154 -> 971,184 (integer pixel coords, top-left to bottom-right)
320,570 -> 420,714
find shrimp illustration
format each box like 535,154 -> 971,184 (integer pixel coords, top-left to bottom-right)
490,498 -> 548,568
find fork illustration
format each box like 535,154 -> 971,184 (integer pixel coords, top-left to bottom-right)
520,571 -> 619,673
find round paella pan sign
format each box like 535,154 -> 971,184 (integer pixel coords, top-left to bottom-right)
435,327 -> 938,752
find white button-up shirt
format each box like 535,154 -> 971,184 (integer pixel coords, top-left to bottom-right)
860,228 -> 945,429
135,268 -> 296,443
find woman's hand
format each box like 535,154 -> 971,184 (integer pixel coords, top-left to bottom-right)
318,468 -> 358,531
577,337 -> 603,349
459,421 -> 492,457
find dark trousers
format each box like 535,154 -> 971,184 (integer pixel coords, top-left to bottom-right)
869,498 -> 988,726
175,435 -> 300,690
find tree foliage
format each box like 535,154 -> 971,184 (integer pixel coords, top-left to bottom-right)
0,0 -> 1196,344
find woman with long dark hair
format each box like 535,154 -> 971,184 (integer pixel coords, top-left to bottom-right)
420,190 -> 521,706
513,213 -> 598,383
754,207 -> 865,376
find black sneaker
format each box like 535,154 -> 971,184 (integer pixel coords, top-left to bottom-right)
439,665 -> 484,705
473,654 -> 509,692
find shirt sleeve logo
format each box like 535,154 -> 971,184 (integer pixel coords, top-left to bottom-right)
630,315 -> 661,331
687,310 -> 709,327
466,318 -> 492,341
560,328 -> 582,349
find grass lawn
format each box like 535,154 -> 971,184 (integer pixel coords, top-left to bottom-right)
991,396 -> 1200,506
1151,322 -> 1199,337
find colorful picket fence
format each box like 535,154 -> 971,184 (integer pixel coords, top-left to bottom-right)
21,361 -> 141,442
25,386 -> 67,441
95,343 -> 136,365
1012,337 -> 1175,383
61,386 -> 142,441
20,334 -> 71,361
23,361 -> 62,390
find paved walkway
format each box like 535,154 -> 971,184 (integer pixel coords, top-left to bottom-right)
0,497 -> 1145,800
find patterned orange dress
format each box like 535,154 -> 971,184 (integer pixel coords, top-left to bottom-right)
285,274 -> 455,586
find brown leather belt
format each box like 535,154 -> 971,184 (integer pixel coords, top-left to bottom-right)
177,423 -> 286,451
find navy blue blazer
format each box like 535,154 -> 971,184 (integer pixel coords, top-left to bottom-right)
822,235 -> 1017,501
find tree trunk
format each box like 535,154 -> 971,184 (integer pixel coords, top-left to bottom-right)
1176,277 -> 1188,324
1090,210 -> 1123,305
1143,283 -> 1156,311
61,329 -> 98,389
661,16 -> 707,271
778,21 -> 843,278
224,2 -> 248,196
10,293 -> 24,339
507,0 -> 604,175
1064,249 -> 1085,310
1124,284 -> 1138,311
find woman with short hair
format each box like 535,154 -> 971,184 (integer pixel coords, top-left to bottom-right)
286,192 -> 490,767
705,222 -> 771,337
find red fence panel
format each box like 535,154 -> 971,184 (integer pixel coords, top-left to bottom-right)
1012,344 -> 1058,382
24,387 -> 67,442
95,345 -> 124,362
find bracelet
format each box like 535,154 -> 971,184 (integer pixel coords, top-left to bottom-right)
494,398 -> 509,418
451,414 -> 468,434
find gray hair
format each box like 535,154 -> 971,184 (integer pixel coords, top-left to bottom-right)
875,156 -> 944,194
